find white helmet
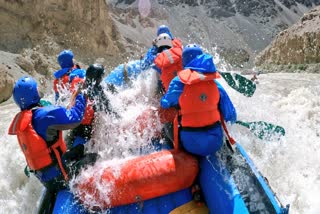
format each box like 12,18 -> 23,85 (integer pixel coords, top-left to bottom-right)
155,33 -> 172,48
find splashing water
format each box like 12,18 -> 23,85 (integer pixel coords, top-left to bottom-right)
70,68 -> 167,210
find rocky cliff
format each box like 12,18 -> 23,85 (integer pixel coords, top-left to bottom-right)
255,6 -> 320,68
0,64 -> 14,103
0,0 -> 123,65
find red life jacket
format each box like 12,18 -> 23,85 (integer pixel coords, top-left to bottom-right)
178,69 -> 221,128
8,110 -> 69,180
154,38 -> 183,92
53,65 -> 83,93
54,67 -> 94,125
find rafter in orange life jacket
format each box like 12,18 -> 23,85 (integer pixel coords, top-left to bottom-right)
53,65 -> 83,93
8,110 -> 69,180
154,38 -> 183,92
54,65 -> 94,125
173,69 -> 221,150
154,39 -> 183,125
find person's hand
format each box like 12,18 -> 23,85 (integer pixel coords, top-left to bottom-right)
152,38 -> 157,46
67,83 -> 84,109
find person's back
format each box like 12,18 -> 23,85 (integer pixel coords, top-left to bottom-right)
8,76 -> 87,192
140,25 -> 182,74
161,44 -> 237,156
153,33 -> 183,92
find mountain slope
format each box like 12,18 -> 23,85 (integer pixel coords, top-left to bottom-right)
108,0 -> 320,68
255,6 -> 320,68
0,0 -> 123,65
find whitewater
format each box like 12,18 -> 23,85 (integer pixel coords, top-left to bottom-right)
0,65 -> 319,213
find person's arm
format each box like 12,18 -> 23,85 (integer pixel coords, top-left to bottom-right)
160,76 -> 184,109
215,80 -> 237,123
140,46 -> 158,70
33,94 -> 86,139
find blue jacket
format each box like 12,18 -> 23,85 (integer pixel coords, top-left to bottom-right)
161,54 -> 237,123
33,94 -> 86,142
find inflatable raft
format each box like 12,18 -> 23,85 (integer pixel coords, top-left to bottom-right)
37,61 -> 289,213
38,138 -> 289,214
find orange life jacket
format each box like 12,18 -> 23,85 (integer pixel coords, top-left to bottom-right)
53,65 -> 83,93
178,69 -> 221,128
154,39 -> 183,92
54,69 -> 94,125
8,110 -> 69,180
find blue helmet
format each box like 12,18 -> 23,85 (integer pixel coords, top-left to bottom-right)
13,76 -> 40,110
182,44 -> 203,67
157,25 -> 173,39
57,50 -> 74,69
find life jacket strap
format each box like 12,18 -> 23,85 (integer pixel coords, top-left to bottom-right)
173,115 -> 179,150
50,142 -> 69,181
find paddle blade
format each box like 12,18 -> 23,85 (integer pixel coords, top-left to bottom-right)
219,72 -> 256,97
236,121 -> 285,141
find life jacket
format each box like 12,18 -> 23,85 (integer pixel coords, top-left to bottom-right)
53,65 -> 84,93
154,39 -> 183,92
54,66 -> 94,125
8,110 -> 69,180
178,69 -> 221,128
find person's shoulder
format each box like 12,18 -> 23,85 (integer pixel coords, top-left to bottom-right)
172,38 -> 182,48
33,106 -> 65,119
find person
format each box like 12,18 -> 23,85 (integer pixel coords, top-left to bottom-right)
8,76 -> 88,192
153,32 -> 183,93
140,25 -> 180,72
141,31 -> 182,144
67,64 -> 119,148
160,44 -> 237,156
85,64 -> 118,115
53,49 -> 86,102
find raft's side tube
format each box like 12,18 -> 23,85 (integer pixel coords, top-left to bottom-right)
104,60 -> 143,87
51,188 -> 194,214
236,144 -> 289,214
53,190 -> 87,214
77,150 -> 198,209
199,154 -> 249,214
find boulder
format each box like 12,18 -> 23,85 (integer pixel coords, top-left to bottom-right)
0,64 -> 15,103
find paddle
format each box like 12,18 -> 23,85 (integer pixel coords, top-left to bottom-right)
236,120 -> 285,141
219,72 -> 256,97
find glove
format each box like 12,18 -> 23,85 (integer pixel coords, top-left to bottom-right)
63,144 -> 85,162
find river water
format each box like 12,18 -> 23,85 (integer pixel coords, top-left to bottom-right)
0,71 -> 319,214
